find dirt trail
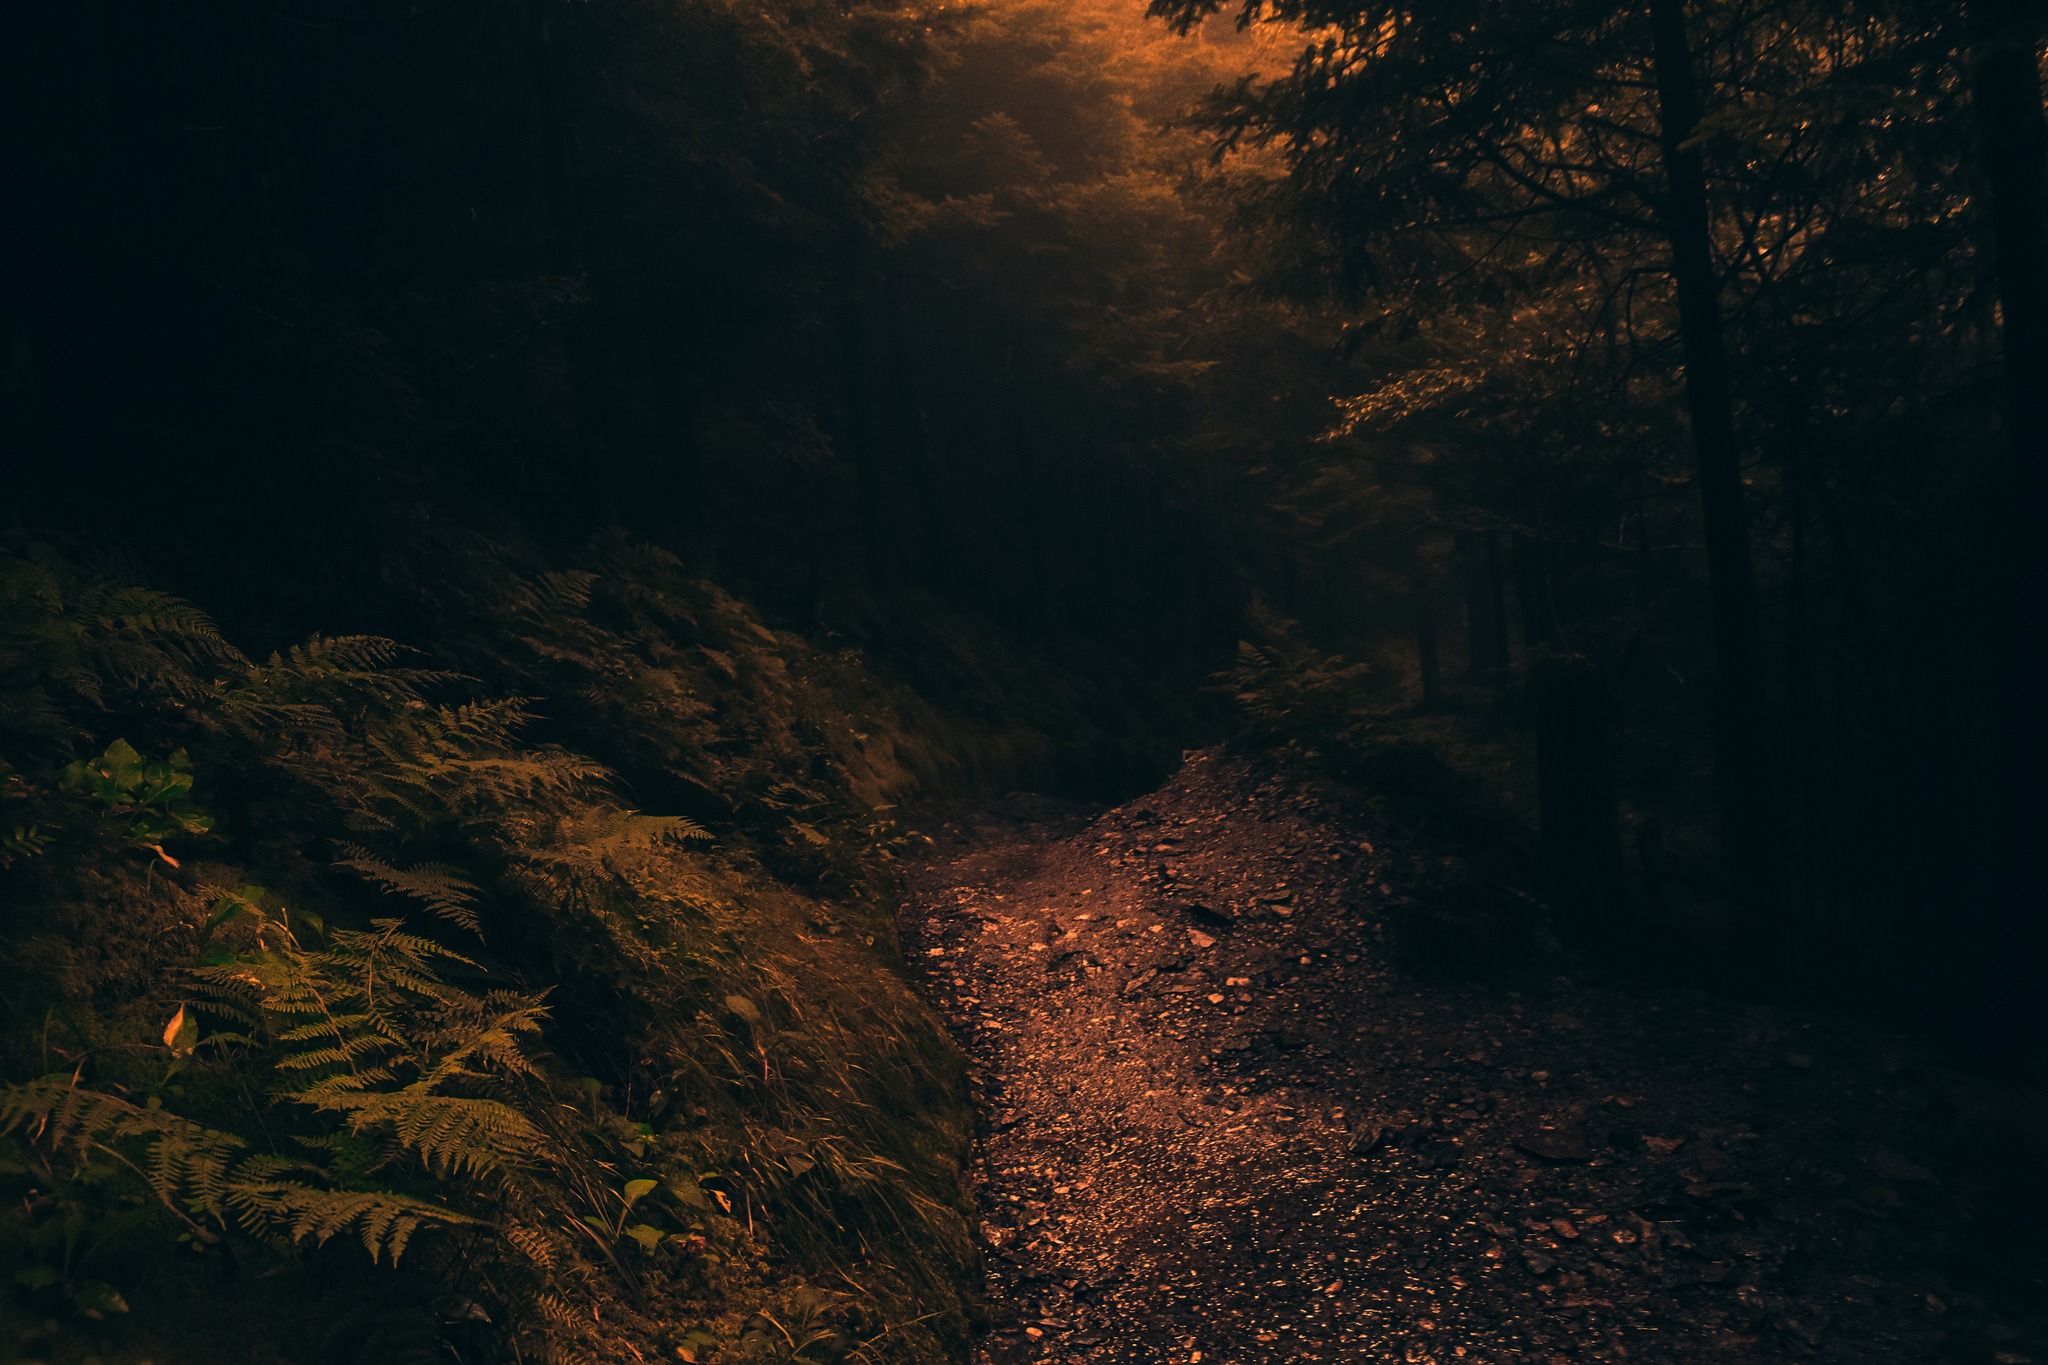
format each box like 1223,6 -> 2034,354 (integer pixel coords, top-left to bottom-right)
898,749 -> 2042,1365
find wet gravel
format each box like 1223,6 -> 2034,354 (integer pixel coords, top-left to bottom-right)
899,749 -> 2047,1365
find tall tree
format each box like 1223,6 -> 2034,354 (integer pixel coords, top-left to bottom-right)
1645,0 -> 1772,903
1147,0 -> 1802,897
1964,0 -> 2048,1039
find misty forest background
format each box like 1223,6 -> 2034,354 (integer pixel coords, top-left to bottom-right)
2,0 -> 2043,1360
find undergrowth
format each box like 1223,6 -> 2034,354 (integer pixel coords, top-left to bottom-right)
1220,626 -> 1748,982
1223,632 -> 1531,844
0,538 -> 1030,1364
1220,630 -> 1555,981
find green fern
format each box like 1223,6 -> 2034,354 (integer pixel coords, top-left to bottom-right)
1,552 -> 235,746
2,542 -> 983,1363
1220,633 -> 1378,744
336,848 -> 486,933
6,885 -> 576,1269
0,1077 -> 479,1264
224,1177 -> 479,1264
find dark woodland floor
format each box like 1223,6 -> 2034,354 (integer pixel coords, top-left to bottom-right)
899,750 -> 2046,1365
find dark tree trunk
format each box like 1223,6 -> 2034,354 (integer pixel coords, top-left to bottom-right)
1633,465 -> 1655,615
1787,428 -> 1820,970
1647,0 -> 1773,905
1971,0 -> 2048,444
1966,0 -> 2048,1047
1634,816 -> 1668,922
1512,535 -> 1556,651
1536,655 -> 1623,940
835,294 -> 894,589
1009,403 -> 1056,632
1415,586 -> 1443,707
882,266 -> 951,589
660,373 -> 705,541
525,0 -> 614,524
1463,531 -> 1511,677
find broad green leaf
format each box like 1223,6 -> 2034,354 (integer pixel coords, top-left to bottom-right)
102,739 -> 144,788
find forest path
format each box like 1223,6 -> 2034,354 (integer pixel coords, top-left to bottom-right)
898,748 -> 2035,1365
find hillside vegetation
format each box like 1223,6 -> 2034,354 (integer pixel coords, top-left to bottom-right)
0,532 -> 1193,1365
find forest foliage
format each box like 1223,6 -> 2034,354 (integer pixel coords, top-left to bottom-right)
3,0 -> 2045,1355
0,535 -> 1173,1362
1148,0 -> 2044,1012
6,0 -> 1260,1352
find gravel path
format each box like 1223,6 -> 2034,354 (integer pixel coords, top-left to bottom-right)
898,749 -> 2045,1365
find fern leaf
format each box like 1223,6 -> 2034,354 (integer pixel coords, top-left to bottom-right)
225,1179 -> 477,1264
336,848 -> 486,933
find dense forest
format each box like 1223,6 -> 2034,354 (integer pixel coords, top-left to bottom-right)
3,0 -> 2043,1361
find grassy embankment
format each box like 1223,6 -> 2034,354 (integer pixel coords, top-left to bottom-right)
0,528 -> 1196,1365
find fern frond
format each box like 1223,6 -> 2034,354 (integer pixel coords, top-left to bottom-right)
0,1075 -> 230,1160
286,635 -> 405,675
527,571 -> 598,616
294,1068 -> 401,1100
72,581 -> 241,697
273,1037 -> 400,1072
217,634 -> 463,751
225,1179 -> 477,1264
336,848 -> 487,933
528,807 -> 713,879
330,918 -> 477,970
504,1220 -> 560,1269
413,996 -> 550,1087
184,971 -> 266,1024
2,1076 -> 247,1222
322,1092 -> 548,1178
432,698 -> 537,749
5,1076 -> 497,1265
